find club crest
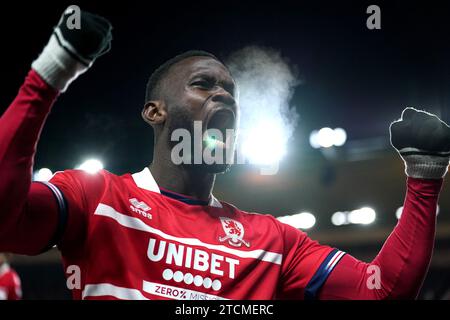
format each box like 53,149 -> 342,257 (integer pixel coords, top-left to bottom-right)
218,217 -> 250,248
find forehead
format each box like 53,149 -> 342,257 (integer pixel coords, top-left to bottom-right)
168,56 -> 234,83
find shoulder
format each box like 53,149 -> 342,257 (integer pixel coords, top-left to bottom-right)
49,169 -> 120,189
219,201 -> 299,237
48,169 -> 131,207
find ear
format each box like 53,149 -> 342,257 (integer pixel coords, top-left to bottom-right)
142,101 -> 167,126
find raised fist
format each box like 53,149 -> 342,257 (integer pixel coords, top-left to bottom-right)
390,107 -> 450,179
32,6 -> 113,92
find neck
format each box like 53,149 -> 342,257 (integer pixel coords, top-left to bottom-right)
149,146 -> 216,201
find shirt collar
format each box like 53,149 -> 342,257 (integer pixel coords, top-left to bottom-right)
131,167 -> 223,208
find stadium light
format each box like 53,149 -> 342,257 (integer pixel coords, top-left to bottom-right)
76,159 -> 104,174
317,127 -> 335,148
33,168 -> 53,182
396,205 -> 439,219
396,206 -> 403,219
309,130 -> 320,149
348,207 -> 376,225
331,211 -> 348,226
331,207 -> 376,226
309,127 -> 347,149
277,212 -> 316,230
241,121 -> 287,165
333,128 -> 347,147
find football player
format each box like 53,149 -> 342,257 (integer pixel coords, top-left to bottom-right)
0,8 -> 449,300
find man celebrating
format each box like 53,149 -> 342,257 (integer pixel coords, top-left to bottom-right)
0,8 -> 449,300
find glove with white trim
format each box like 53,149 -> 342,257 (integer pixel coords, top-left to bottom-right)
32,6 -> 112,92
390,107 -> 450,179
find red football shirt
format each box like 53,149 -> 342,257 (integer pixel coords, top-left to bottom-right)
0,263 -> 22,300
44,167 -> 345,300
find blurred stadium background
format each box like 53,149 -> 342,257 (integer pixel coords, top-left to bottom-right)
1,0 -> 449,299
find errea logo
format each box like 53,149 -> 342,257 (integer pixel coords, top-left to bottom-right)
129,198 -> 152,220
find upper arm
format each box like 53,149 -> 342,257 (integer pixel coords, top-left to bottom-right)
318,253 -> 386,300
277,222 -> 345,299
0,170 -> 99,255
0,182 -> 60,255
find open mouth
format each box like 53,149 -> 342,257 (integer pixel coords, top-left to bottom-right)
205,109 -> 236,147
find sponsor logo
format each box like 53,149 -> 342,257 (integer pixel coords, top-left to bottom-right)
129,198 -> 152,219
143,281 -> 227,300
147,238 -> 239,280
218,217 -> 250,248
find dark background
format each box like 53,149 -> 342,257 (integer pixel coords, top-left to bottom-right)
1,0 -> 450,299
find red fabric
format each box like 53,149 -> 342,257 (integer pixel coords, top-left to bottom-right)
319,178 -> 442,299
277,222 -> 334,299
0,68 -> 336,299
0,69 -> 445,300
48,169 -> 334,300
0,264 -> 22,300
0,69 -> 60,254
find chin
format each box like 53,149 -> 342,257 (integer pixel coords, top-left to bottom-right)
187,163 -> 232,175
205,163 -> 232,174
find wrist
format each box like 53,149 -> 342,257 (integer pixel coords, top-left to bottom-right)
31,33 -> 89,92
403,154 -> 450,179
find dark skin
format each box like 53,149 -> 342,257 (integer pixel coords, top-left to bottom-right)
142,56 -> 238,202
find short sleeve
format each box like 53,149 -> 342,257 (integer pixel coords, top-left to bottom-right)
277,222 -> 346,300
48,169 -> 106,254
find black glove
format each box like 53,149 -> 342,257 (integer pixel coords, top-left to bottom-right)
55,6 -> 112,65
32,6 -> 113,91
390,107 -> 450,179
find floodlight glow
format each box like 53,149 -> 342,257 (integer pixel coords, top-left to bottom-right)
310,127 -> 348,149
33,168 -> 53,182
333,128 -> 347,147
397,205 -> 439,219
309,130 -> 321,149
331,211 -> 347,226
317,127 -> 335,148
348,207 -> 376,225
278,212 -> 316,230
396,206 -> 403,219
241,121 -> 287,165
76,159 -> 103,174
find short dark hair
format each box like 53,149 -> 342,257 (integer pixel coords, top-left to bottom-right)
145,50 -> 222,103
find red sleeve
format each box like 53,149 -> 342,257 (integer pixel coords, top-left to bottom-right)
277,221 -> 344,299
0,69 -> 62,254
0,69 -> 102,256
319,178 -> 443,300
48,169 -> 106,254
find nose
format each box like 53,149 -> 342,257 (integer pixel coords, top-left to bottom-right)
211,88 -> 236,108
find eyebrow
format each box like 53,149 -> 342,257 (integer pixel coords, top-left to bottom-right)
189,71 -> 236,93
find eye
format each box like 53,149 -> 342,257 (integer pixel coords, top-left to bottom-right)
191,79 -> 215,89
